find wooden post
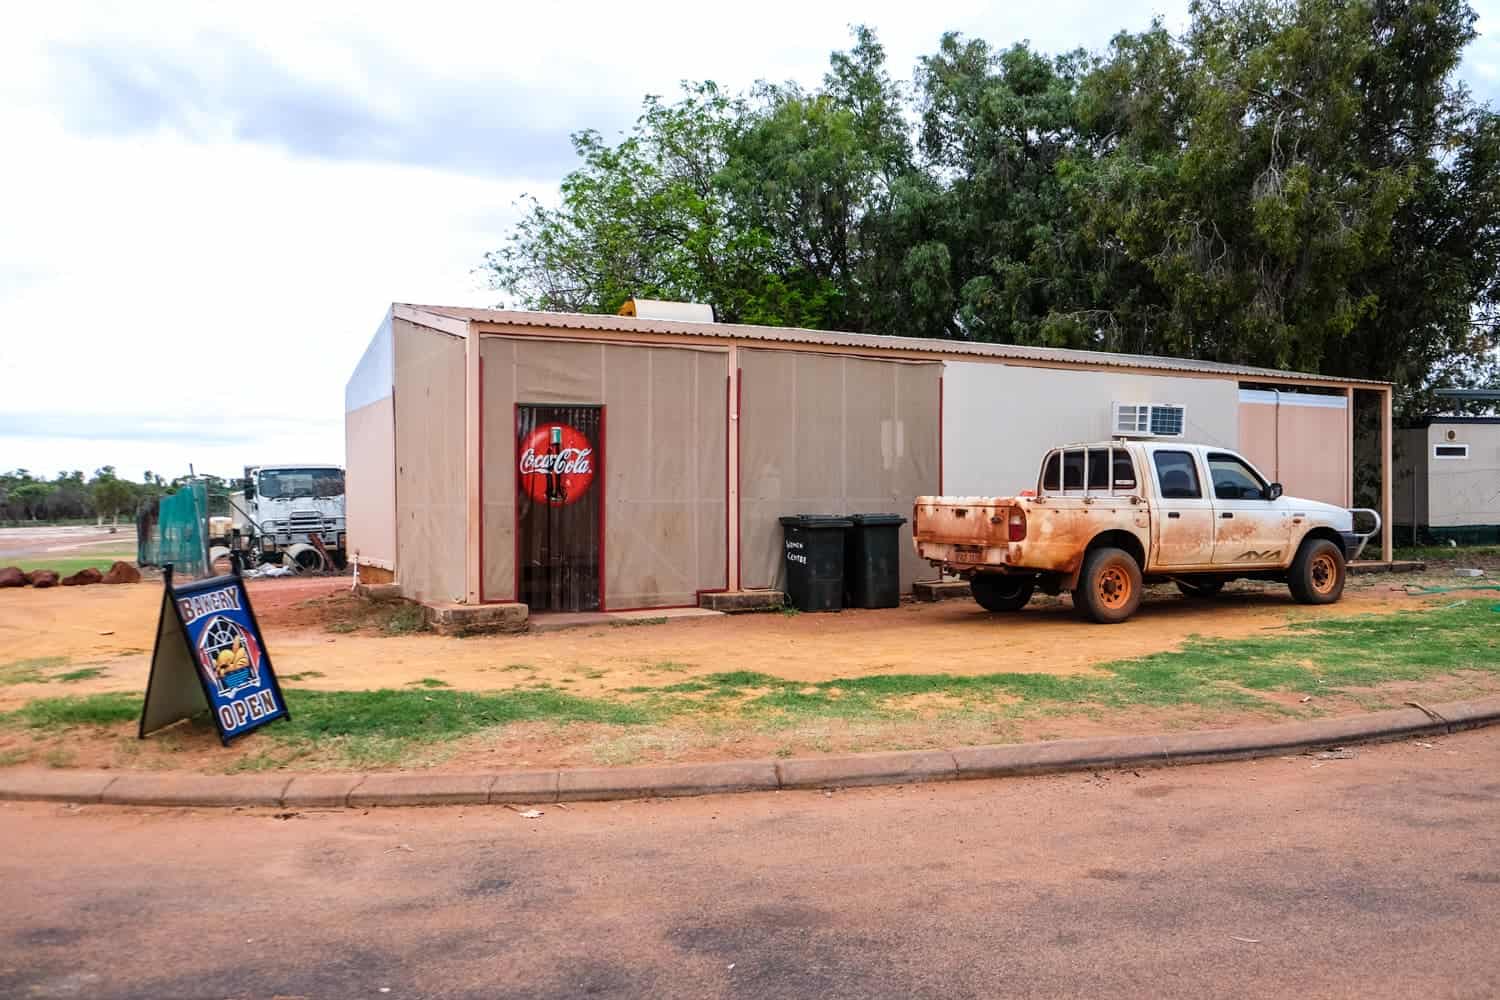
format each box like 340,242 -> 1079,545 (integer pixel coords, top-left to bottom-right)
465,322 -> 482,603
1345,387 -> 1354,509
726,343 -> 741,591
1382,387 -> 1394,563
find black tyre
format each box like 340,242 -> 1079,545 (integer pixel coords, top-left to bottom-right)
1176,578 -> 1226,598
970,573 -> 1036,612
1074,547 -> 1143,624
1288,538 -> 1345,605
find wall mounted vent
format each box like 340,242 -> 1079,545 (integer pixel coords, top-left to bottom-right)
1113,402 -> 1186,438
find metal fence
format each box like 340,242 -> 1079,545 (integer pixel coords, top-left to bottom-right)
136,481 -> 209,577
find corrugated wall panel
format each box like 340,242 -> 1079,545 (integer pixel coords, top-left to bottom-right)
393,319 -> 466,603
480,337 -> 728,608
739,350 -> 940,592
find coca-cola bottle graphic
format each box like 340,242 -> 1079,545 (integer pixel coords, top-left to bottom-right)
547,425 -> 565,504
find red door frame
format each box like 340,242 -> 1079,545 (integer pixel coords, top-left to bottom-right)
511,402 -> 607,613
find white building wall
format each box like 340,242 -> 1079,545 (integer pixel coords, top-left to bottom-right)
1426,422 -> 1500,527
344,311 -> 397,570
941,362 -> 1240,496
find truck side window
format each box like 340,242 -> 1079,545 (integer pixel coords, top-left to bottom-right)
1042,452 -> 1061,492
1111,450 -> 1137,491
1153,451 -> 1201,499
1062,450 -> 1085,491
1206,453 -> 1267,500
1086,449 -> 1110,490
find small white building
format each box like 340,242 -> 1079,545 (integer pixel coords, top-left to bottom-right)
1395,416 -> 1500,545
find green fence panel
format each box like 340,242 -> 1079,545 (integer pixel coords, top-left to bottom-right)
137,482 -> 208,577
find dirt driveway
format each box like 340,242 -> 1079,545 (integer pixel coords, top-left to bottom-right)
0,574 -> 1432,709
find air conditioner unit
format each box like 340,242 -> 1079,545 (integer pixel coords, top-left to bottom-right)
1112,402 -> 1186,438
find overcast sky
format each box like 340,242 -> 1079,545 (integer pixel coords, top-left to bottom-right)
2,1 -> 1496,482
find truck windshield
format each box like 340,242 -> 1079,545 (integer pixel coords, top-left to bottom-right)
257,469 -> 344,499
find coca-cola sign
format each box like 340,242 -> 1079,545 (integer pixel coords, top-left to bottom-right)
518,423 -> 595,505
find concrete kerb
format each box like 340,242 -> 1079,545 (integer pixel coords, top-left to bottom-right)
4,695 -> 1499,809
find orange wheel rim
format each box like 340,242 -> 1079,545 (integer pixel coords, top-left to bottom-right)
1098,566 -> 1132,609
1311,553 -> 1338,594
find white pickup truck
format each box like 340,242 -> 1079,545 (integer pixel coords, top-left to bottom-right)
914,441 -> 1378,624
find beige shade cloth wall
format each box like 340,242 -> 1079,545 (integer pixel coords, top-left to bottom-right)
739,349 -> 941,592
1237,390 -> 1350,507
393,320 -> 467,603
345,395 -> 396,569
481,338 -> 728,608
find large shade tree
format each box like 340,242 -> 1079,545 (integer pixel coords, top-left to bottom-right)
484,3 -> 1500,411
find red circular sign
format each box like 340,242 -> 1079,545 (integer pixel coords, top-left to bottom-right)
518,423 -> 596,505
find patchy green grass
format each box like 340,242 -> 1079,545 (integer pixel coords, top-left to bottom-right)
5,693 -> 142,727
309,594 -> 429,636
610,616 -> 669,628
12,545 -> 136,577
407,677 -> 451,688
282,671 -> 326,681
382,604 -> 428,635
1395,545 -> 1500,563
56,667 -> 106,683
7,599 -> 1499,770
0,657 -> 69,686
626,599 -> 1500,725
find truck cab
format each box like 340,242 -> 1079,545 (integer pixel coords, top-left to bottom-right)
227,464 -> 347,571
914,441 -> 1377,623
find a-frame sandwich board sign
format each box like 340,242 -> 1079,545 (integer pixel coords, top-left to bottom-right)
139,561 -> 290,745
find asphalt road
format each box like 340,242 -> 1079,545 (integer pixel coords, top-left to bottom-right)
4,730 -> 1500,999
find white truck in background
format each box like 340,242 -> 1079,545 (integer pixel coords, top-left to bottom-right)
215,464 -> 348,572
914,441 -> 1379,624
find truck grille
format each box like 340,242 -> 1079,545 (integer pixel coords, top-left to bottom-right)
289,512 -> 329,535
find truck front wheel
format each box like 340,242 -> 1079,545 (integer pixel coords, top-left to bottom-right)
970,574 -> 1036,613
1288,538 -> 1345,605
1074,547 -> 1143,624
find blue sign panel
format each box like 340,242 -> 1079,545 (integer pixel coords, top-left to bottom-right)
140,564 -> 289,745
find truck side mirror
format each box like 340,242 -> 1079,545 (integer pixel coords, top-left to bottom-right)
1264,482 -> 1283,500
243,482 -> 255,499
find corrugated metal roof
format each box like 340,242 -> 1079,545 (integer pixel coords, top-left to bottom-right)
400,303 -> 1389,387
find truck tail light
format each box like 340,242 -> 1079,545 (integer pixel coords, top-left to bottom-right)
1007,508 -> 1027,542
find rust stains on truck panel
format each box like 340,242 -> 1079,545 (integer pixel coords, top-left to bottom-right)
913,501 -> 1014,547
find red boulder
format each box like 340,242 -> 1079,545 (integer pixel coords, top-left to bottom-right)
0,566 -> 23,588
61,568 -> 103,587
101,561 -> 142,584
27,570 -> 59,588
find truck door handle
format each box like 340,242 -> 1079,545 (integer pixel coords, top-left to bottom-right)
1221,512 -> 1234,519
1167,512 -> 1180,519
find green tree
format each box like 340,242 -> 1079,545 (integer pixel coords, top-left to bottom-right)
89,467 -> 135,527
1077,0 -> 1500,398
484,5 -> 1500,410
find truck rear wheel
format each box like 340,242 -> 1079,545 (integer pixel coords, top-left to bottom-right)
1074,547 -> 1143,624
1288,538 -> 1345,605
970,574 -> 1035,612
